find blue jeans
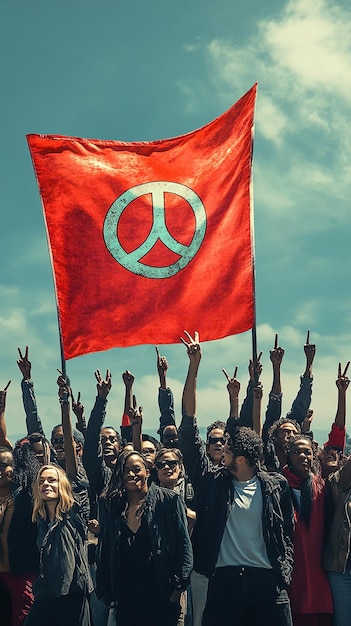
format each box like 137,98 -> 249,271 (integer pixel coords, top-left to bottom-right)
328,569 -> 351,626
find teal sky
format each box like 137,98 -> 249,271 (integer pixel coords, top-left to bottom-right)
1,0 -> 351,444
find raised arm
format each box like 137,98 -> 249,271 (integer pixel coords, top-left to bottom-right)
181,331 -> 201,418
252,383 -> 263,436
262,335 -> 284,443
222,366 -> 240,419
57,374 -> 78,479
130,395 -> 143,453
17,346 -> 45,436
156,346 -> 176,440
82,369 -> 112,495
179,331 -> 211,491
238,354 -> 262,427
121,370 -> 134,443
71,390 -> 86,438
287,330 -> 315,425
325,362 -> 350,451
0,381 -> 13,449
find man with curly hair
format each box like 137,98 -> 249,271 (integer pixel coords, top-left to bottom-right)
179,331 -> 295,626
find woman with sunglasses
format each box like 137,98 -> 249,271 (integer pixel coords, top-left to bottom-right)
24,464 -> 93,626
96,449 -> 193,626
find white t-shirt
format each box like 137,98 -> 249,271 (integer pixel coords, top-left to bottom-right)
216,475 -> 272,569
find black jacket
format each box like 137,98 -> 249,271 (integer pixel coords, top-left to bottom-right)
96,483 -> 193,608
33,504 -> 93,598
179,414 -> 294,587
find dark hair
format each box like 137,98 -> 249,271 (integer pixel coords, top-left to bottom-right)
51,424 -> 85,446
226,426 -> 263,467
103,450 -> 147,509
101,426 -> 123,449
0,446 -> 13,461
12,435 -> 57,491
141,434 -> 161,451
268,417 -> 301,442
206,421 -> 226,441
286,435 -> 316,527
154,448 -> 185,478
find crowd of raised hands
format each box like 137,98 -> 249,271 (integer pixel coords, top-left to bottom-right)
0,331 -> 350,626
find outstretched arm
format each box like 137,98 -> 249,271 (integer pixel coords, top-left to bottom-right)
130,396 -> 143,453
57,374 -> 78,479
0,381 -> 13,449
17,346 -> 45,436
71,390 -> 86,438
181,331 -> 201,418
325,362 -> 350,451
156,346 -> 176,440
262,335 -> 284,443
222,366 -> 240,419
252,383 -> 263,436
121,370 -> 134,443
239,354 -> 262,428
179,331 -> 211,492
82,369 -> 111,495
288,330 -> 315,425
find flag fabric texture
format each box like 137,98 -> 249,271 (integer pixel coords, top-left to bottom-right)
27,84 -> 257,360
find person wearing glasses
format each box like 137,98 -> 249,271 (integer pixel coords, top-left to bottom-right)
178,331 -> 294,626
96,449 -> 193,626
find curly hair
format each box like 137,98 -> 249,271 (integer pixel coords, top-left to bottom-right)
267,417 -> 301,442
226,426 -> 263,467
12,434 -> 57,492
206,421 -> 226,441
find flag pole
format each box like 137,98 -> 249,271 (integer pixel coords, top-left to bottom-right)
250,83 -> 258,386
57,306 -> 67,380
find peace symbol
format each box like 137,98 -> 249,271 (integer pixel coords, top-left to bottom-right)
103,181 -> 207,278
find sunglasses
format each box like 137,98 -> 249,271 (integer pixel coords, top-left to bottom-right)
155,459 -> 178,470
142,447 -> 156,455
29,434 -> 44,443
208,436 -> 226,445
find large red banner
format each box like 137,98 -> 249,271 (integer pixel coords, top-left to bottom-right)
27,84 -> 257,360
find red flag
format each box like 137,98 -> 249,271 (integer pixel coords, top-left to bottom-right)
27,84 -> 257,360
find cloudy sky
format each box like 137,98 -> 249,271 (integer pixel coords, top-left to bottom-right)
1,0 -> 351,444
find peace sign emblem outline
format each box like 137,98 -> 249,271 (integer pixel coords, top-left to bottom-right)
103,181 -> 207,278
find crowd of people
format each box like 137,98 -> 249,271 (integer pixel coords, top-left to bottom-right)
0,332 -> 350,626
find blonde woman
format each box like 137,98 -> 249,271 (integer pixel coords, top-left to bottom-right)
24,465 -> 93,626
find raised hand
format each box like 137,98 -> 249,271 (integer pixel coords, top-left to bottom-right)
336,362 -> 350,393
17,346 -> 31,380
248,352 -> 262,381
222,366 -> 240,397
180,330 -> 202,366
0,380 -> 11,411
122,370 -> 134,389
304,330 -> 316,368
71,390 -> 86,434
95,369 -> 112,399
270,334 -> 284,366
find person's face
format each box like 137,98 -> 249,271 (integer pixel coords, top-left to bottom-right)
0,451 -> 13,488
38,468 -> 59,503
142,441 -> 157,468
100,428 -> 120,461
276,423 -> 299,451
29,435 -> 44,463
156,451 -> 180,488
222,443 -> 240,477
289,439 -> 313,479
123,454 -> 148,493
51,426 -> 65,461
318,447 -> 340,473
207,428 -> 225,464
162,426 -> 179,449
